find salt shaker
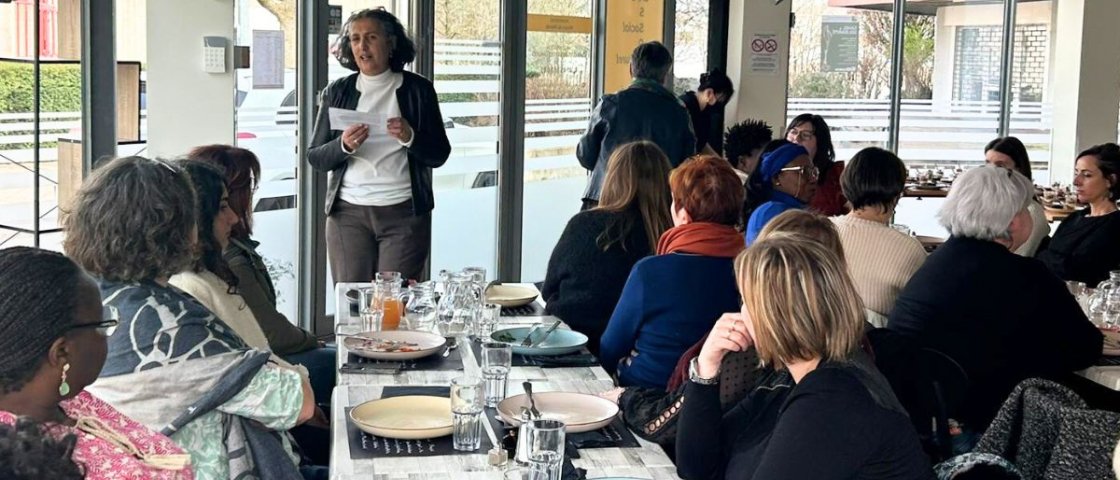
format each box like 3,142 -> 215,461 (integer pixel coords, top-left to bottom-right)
514,407 -> 532,465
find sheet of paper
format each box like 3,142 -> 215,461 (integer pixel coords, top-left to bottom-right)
329,108 -> 389,136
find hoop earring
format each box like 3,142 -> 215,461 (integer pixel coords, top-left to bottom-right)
59,363 -> 71,397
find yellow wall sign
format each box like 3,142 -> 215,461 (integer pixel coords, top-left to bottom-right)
527,14 -> 593,34
604,0 -> 664,94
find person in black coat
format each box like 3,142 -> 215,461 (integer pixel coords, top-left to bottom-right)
307,9 -> 451,283
679,69 -> 734,156
890,165 -> 1103,439
1036,143 -> 1120,286
542,141 -> 673,354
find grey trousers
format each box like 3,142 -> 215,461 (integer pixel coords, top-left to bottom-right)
325,198 -> 431,283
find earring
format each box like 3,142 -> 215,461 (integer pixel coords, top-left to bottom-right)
774,181 -> 781,186
58,363 -> 71,397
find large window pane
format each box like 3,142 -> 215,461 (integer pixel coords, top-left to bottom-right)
519,1 -> 593,282
786,0 -> 894,161
1010,0 -> 1053,184
673,0 -> 710,95
431,0 -> 501,274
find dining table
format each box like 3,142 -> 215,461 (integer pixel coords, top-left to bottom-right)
329,282 -> 680,480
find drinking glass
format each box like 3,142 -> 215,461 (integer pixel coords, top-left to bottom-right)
480,342 -> 512,407
450,376 -> 485,451
890,224 -> 913,236
358,287 -> 383,331
475,303 -> 502,338
527,419 -> 566,480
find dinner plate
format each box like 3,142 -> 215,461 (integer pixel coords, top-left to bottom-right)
1103,328 -> 1120,356
343,330 -> 446,360
485,284 -> 539,307
497,392 -> 619,433
490,327 -> 588,356
349,396 -> 453,439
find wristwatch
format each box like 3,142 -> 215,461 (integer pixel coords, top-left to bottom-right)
688,358 -> 719,385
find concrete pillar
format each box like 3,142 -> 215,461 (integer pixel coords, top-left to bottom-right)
1049,0 -> 1120,183
725,0 -> 792,134
146,0 -> 236,158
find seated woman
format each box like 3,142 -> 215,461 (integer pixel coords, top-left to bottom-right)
1036,142 -> 1120,285
890,165 -> 1102,436
722,119 -> 773,183
542,141 -> 673,353
64,156 -> 317,480
744,142 -> 815,244
0,247 -> 193,479
786,113 -> 846,216
600,155 -> 744,389
984,136 -> 1050,256
608,210 -> 842,447
188,145 -> 333,395
677,236 -> 933,480
831,147 -> 926,324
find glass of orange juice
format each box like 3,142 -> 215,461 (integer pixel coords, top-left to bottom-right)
373,279 -> 403,331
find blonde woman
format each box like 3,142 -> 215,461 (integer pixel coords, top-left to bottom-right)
542,141 -> 673,353
676,236 -> 932,480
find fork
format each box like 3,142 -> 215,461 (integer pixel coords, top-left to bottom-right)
523,381 -> 541,419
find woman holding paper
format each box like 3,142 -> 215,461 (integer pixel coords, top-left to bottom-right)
308,8 -> 451,283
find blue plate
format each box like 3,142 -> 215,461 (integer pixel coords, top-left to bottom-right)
490,326 -> 588,356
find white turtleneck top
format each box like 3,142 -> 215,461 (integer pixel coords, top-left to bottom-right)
339,69 -> 413,206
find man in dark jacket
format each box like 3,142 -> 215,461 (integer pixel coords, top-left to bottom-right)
577,41 -> 695,209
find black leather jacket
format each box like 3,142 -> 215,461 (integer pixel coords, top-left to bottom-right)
307,71 -> 451,215
576,80 -> 696,201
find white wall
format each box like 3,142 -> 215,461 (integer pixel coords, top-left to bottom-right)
1050,0 -> 1120,183
725,0 -> 793,132
146,0 -> 236,158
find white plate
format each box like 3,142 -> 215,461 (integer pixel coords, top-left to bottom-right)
485,284 -> 540,307
497,392 -> 619,433
349,396 -> 453,439
343,330 -> 446,360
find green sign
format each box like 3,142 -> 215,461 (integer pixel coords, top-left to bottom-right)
822,16 -> 859,73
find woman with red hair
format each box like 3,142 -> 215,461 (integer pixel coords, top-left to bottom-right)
600,155 -> 745,389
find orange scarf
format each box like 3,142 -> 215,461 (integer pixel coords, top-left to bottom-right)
656,222 -> 745,258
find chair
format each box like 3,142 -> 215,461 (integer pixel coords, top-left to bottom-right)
915,348 -> 970,462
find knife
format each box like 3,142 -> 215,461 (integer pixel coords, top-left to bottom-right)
529,320 -> 562,348
519,323 -> 543,347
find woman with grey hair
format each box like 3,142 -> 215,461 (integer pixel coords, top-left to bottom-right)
308,8 -> 450,283
889,165 -> 1102,449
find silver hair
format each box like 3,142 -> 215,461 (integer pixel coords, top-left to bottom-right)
937,165 -> 1034,241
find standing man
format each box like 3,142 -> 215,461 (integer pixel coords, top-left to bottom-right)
577,41 -> 695,210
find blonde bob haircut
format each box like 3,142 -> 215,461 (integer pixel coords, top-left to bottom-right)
734,235 -> 865,367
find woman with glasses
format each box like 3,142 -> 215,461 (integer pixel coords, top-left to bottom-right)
744,143 -> 818,244
0,247 -> 194,479
786,113 -> 846,216
1036,143 -> 1120,285
64,157 -> 318,480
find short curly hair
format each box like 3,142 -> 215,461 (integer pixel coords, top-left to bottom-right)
64,156 -> 198,282
0,417 -> 83,479
724,119 -> 773,168
333,8 -> 416,72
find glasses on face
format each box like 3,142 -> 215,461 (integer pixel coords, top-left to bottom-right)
780,165 -> 819,179
787,128 -> 815,142
64,318 -> 119,336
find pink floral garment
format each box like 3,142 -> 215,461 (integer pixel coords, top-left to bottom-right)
0,391 -> 195,480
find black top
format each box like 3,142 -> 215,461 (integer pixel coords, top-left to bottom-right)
541,209 -> 651,354
307,71 -> 451,216
680,91 -> 721,154
224,237 -> 318,355
890,236 -> 1103,429
1035,209 -> 1120,285
676,360 -> 933,480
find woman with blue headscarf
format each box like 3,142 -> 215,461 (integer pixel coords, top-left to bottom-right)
744,142 -> 818,244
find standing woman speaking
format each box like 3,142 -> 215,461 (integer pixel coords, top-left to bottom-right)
308,8 -> 451,283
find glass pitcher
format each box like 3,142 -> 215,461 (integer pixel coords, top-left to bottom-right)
372,279 -> 404,331
437,272 -> 483,338
400,281 -> 438,332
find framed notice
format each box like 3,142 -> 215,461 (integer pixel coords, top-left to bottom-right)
604,0 -> 665,93
252,30 -> 284,89
821,16 -> 859,73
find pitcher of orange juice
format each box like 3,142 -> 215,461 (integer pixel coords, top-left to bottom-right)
371,277 -> 404,331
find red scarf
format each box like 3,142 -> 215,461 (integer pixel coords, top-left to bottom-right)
656,222 -> 745,257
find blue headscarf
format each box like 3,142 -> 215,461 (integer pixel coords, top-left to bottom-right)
757,143 -> 809,181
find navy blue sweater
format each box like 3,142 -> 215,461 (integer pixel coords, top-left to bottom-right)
600,253 -> 741,389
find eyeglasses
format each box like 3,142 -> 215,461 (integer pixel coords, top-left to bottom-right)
787,128 -> 816,142
780,165 -> 819,178
64,318 -> 119,336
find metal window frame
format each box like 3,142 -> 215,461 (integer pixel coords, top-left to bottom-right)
496,0 -> 527,282
297,0 -> 330,334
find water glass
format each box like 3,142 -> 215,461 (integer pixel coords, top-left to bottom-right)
481,342 -> 512,407
475,303 -> 502,338
527,419 -> 566,480
358,287 -> 383,331
450,376 -> 484,451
